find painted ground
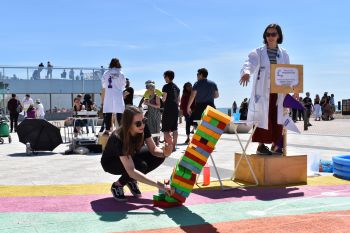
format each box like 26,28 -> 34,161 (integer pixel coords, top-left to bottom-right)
1,176 -> 350,233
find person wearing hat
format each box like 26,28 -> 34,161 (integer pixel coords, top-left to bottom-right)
101,58 -> 126,134
35,99 -> 45,119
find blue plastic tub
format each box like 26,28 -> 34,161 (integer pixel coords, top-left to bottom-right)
332,155 -> 350,180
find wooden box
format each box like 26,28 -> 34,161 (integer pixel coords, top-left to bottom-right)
234,153 -> 307,186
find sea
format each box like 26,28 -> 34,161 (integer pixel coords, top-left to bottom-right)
217,107 -> 232,115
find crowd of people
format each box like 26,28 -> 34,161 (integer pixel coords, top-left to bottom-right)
4,23 -> 342,203
6,94 -> 45,132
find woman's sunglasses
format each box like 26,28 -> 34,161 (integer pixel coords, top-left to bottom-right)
134,118 -> 147,128
266,32 -> 278,37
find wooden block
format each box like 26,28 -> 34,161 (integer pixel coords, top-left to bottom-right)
98,133 -> 109,151
192,145 -> 211,158
153,194 -> 165,201
170,181 -> 192,193
179,160 -> 201,174
188,145 -> 209,159
197,125 -> 221,140
182,156 -> 204,170
153,200 -> 182,208
204,106 -> 231,124
202,115 -> 212,123
234,153 -> 307,186
217,122 -> 227,131
191,139 -> 214,153
173,173 -> 196,186
165,196 -> 179,203
196,129 -> 218,144
171,192 -> 186,203
210,118 -> 220,127
184,151 -> 207,166
201,120 -> 224,135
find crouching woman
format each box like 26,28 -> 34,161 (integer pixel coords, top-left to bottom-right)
101,105 -> 173,201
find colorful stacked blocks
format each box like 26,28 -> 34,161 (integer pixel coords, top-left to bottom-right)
153,106 -> 231,208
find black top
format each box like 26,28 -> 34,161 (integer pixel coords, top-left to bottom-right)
124,87 -> 134,105
102,124 -> 152,159
162,82 -> 180,111
7,98 -> 20,113
193,79 -> 218,104
303,97 -> 313,110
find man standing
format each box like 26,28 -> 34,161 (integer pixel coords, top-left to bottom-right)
123,78 -> 134,106
162,70 -> 180,152
303,92 -> 313,130
187,68 -> 219,121
47,61 -> 53,79
7,94 -> 22,132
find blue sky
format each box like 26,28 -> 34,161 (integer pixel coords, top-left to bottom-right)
1,0 -> 349,107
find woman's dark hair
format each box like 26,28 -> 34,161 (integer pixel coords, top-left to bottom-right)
115,106 -> 144,156
263,23 -> 283,44
163,70 -> 175,80
182,82 -> 192,95
197,68 -> 208,78
109,58 -> 122,68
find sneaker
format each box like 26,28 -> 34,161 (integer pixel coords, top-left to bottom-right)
184,138 -> 190,144
271,147 -> 283,155
111,183 -> 127,201
126,180 -> 142,197
256,144 -> 272,155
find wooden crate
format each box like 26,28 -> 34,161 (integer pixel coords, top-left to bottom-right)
234,153 -> 307,186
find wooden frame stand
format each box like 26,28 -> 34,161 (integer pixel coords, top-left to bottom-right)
234,153 -> 307,186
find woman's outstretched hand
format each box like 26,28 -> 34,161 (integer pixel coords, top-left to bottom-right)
239,74 -> 250,87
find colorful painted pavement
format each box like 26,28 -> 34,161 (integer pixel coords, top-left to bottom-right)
1,176 -> 350,233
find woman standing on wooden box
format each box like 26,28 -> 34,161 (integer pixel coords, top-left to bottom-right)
239,23 -> 290,155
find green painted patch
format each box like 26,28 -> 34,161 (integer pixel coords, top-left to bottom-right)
1,197 -> 350,233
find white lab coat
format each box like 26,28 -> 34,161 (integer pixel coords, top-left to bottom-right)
102,68 -> 126,114
240,45 -> 290,130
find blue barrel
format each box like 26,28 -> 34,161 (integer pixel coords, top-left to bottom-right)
332,155 -> 350,180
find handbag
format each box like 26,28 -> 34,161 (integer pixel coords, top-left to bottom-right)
16,101 -> 23,113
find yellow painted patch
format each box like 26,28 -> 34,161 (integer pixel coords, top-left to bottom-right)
0,176 -> 349,197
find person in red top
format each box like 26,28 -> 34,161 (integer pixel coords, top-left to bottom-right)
180,82 -> 194,144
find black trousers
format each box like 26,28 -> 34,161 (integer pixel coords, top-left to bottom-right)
104,113 -> 123,130
192,102 -> 215,121
9,113 -> 19,132
101,146 -> 165,186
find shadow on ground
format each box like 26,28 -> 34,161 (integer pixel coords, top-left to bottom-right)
91,197 -> 219,233
192,186 -> 304,201
7,152 -> 56,157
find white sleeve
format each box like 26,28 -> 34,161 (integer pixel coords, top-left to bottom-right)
240,48 -> 260,77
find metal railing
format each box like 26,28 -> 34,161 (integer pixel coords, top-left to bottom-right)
0,65 -> 106,81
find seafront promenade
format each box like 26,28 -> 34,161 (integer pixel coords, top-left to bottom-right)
1,117 -> 349,185
1,117 -> 350,232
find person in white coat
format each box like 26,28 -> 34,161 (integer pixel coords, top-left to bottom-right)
240,24 -> 290,155
101,58 -> 126,134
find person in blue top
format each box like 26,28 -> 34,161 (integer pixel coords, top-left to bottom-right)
187,68 -> 219,120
